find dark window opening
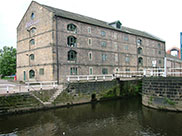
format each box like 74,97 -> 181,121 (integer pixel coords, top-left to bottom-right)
70,67 -> 77,75
102,68 -> 108,74
67,36 -> 77,47
138,47 -> 143,54
67,24 -> 77,32
29,70 -> 35,79
138,57 -> 143,66
68,50 -> 77,61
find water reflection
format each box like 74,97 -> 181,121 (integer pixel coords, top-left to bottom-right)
0,97 -> 182,136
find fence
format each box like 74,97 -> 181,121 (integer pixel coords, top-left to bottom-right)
0,81 -> 58,95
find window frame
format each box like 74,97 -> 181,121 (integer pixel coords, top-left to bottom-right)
29,70 -> 35,79
102,68 -> 108,74
29,54 -> 34,60
67,36 -> 77,47
67,24 -> 77,32
70,67 -> 78,75
39,68 -> 44,75
30,39 -> 35,45
68,50 -> 77,61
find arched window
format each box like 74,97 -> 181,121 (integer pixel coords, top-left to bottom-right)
67,36 -> 77,47
30,54 -> 34,60
30,39 -> 35,45
138,57 -> 143,66
30,27 -> 36,34
29,70 -> 35,79
67,24 -> 77,32
137,38 -> 142,46
68,50 -> 77,61
137,47 -> 143,55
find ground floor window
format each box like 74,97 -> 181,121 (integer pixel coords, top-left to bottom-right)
89,67 -> 93,75
39,68 -> 44,75
102,68 -> 108,74
29,70 -> 35,79
70,67 -> 77,75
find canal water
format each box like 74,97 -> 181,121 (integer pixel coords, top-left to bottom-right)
0,97 -> 182,136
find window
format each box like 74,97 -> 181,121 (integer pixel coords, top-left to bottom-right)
102,68 -> 108,74
138,57 -> 143,66
137,38 -> 142,46
125,56 -> 130,63
67,24 -> 77,32
29,70 -> 35,79
88,27 -> 91,33
159,60 -> 162,64
68,50 -> 77,61
89,67 -> 93,75
30,27 -> 36,34
102,54 -> 107,61
101,41 -> 107,47
101,31 -> 106,37
88,38 -> 92,45
30,54 -> 34,60
31,13 -> 35,19
39,68 -> 44,75
124,45 -> 128,50
138,47 -> 143,54
126,68 -> 130,72
67,36 -> 77,47
115,54 -> 118,62
115,68 -> 119,73
158,50 -> 161,55
88,52 -> 92,61
30,39 -> 35,45
114,33 -> 117,39
124,35 -> 129,41
70,67 -> 77,75
158,43 -> 161,48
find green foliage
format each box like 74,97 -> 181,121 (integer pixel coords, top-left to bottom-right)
121,81 -> 142,96
164,97 -> 176,105
0,46 -> 16,77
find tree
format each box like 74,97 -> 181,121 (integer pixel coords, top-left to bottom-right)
0,46 -> 16,77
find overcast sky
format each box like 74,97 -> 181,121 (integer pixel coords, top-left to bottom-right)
0,0 -> 182,50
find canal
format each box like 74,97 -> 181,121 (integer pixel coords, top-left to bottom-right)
0,97 -> 182,136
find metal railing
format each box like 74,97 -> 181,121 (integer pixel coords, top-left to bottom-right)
67,74 -> 114,82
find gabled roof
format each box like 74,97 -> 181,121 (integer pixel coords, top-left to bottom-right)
42,3 -> 165,42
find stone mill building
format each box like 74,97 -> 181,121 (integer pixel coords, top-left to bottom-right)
16,1 -> 165,83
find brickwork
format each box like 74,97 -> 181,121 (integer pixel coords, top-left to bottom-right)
142,77 -> 182,111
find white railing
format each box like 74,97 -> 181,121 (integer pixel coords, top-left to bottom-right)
66,68 -> 182,82
0,84 -> 16,93
67,74 -> 114,82
25,81 -> 58,91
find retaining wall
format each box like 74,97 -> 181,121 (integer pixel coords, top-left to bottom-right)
142,77 -> 182,111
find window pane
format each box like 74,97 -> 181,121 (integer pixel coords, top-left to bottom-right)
39,68 -> 44,75
102,68 -> 108,74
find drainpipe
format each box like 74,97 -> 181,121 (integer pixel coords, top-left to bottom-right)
55,16 -> 59,84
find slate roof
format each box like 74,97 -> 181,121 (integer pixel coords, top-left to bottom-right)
42,4 -> 165,42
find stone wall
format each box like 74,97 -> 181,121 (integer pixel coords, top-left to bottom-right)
142,77 -> 182,111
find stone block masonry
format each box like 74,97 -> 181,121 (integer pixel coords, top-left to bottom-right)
142,77 -> 182,111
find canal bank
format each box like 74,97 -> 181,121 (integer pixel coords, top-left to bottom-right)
0,79 -> 142,115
